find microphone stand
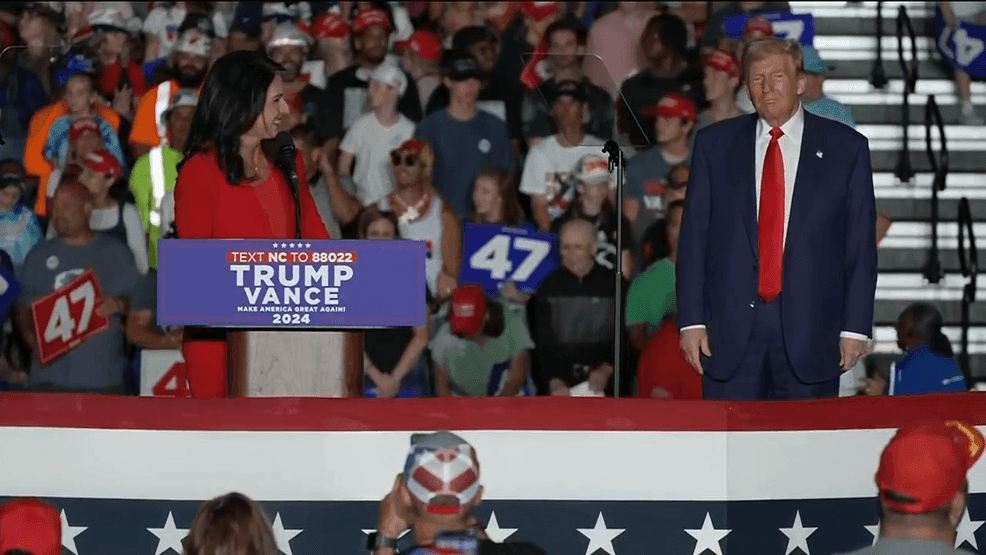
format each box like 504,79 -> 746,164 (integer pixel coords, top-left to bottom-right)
603,140 -> 624,398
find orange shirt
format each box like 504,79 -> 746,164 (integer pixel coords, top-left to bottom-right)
24,100 -> 121,216
131,80 -> 203,149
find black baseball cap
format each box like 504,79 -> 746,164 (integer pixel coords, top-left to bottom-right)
443,50 -> 483,81
0,160 -> 25,192
550,79 -> 587,104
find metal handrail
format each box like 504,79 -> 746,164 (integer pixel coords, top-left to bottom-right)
957,197 -> 979,379
894,5 -> 919,183
922,94 -> 947,285
870,1 -> 889,89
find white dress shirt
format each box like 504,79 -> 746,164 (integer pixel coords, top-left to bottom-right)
682,104 -> 869,342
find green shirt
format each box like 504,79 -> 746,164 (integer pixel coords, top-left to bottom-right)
430,303 -> 535,396
129,145 -> 182,269
625,257 -> 676,327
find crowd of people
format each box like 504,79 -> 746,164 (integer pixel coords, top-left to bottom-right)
0,1 -> 969,401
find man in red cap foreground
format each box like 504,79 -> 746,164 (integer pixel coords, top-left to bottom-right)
839,421 -> 984,554
0,497 -> 61,555
369,431 -> 546,555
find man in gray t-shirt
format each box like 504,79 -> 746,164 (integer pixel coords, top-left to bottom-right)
838,421 -> 983,555
15,183 -> 138,393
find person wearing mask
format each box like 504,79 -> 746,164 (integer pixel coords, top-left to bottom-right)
838,421 -> 982,555
430,285 -> 535,397
531,218 -> 616,397
338,63 -> 416,207
396,29 -> 444,114
519,79 -> 605,232
358,208 -> 431,398
63,148 -> 148,274
325,7 -> 422,162
130,14 -> 214,159
14,181 -> 138,394
618,13 -> 702,148
0,161 -> 42,267
801,45 -> 855,128
129,89 -> 198,270
184,492 -> 279,555
265,23 -> 334,139
694,49 -> 747,132
584,2 -> 661,97
375,139 -> 461,303
415,51 -> 512,219
174,50 -> 331,398
863,303 -> 967,396
522,16 -> 614,148
370,431 -> 547,555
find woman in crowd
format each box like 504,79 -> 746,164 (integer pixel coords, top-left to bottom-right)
377,138 -> 461,304
358,208 -> 432,398
430,284 -> 535,397
184,492 -> 278,555
174,49 -> 330,398
0,160 -> 42,267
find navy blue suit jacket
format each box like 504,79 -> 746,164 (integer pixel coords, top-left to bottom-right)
676,111 -> 878,383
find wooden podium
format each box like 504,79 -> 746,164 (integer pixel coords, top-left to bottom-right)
226,330 -> 363,397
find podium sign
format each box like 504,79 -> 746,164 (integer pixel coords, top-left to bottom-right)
157,239 -> 427,328
30,270 -> 110,366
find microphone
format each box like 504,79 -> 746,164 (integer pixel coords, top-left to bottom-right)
273,132 -> 302,240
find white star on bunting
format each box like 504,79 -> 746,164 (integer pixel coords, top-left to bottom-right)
780,511 -> 817,555
60,509 -> 87,555
272,242 -> 279,247
305,243 -> 311,248
864,522 -> 879,546
956,508 -> 984,550
148,511 -> 188,555
684,512 -> 730,555
281,243 -> 287,248
290,243 -> 296,248
485,511 -> 518,543
577,512 -> 624,555
271,512 -> 303,555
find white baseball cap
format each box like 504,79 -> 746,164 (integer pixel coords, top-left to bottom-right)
369,63 -> 407,98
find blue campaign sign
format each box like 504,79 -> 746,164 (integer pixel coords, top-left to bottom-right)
459,223 -> 559,296
157,239 -> 427,328
935,6 -> 986,77
721,12 -> 815,45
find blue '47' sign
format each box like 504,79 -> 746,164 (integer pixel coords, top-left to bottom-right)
935,6 -> 986,77
459,223 -> 559,297
721,12 -> 815,45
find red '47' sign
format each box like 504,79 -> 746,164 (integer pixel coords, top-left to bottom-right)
30,269 -> 110,366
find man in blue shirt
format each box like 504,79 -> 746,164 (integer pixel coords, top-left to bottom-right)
801,45 -> 856,128
888,303 -> 967,396
415,50 -> 513,218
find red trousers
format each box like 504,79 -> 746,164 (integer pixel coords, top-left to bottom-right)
183,329 -> 228,398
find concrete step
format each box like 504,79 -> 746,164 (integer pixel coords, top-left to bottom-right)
878,248 -> 966,272
871,324 -> 986,354
826,79 -> 986,105
814,15 -> 933,38
871,149 -> 986,173
791,1 -> 933,18
874,299 -> 984,325
876,198 -> 986,221
856,123 -> 986,151
879,221 -> 986,249
875,172 -> 986,201
816,35 -> 938,61
828,59 -> 952,84
851,103 -> 966,125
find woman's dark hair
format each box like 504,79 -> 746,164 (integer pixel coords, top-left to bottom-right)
544,15 -> 588,47
481,300 -> 506,338
184,492 -> 278,555
473,164 -> 524,228
357,207 -> 400,239
641,13 -> 689,61
180,50 -> 284,185
901,302 -> 953,357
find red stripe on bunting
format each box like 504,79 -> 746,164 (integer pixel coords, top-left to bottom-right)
2,392 -> 986,432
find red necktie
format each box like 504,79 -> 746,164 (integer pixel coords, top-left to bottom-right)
758,127 -> 785,303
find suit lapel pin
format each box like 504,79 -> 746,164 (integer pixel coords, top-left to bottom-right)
816,150 -> 823,158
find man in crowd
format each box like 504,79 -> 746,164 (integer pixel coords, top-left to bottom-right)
839,421 -> 982,555
338,63 -> 415,207
624,93 -> 695,254
397,29 -> 444,113
14,181 -> 138,393
522,16 -> 614,147
532,218 -> 616,396
695,49 -> 746,132
627,199 -> 684,353
678,37 -> 876,400
266,23 -> 333,140
0,22 -> 48,164
700,1 -> 791,52
519,79 -> 605,232
311,12 -> 352,80
370,431 -> 546,555
130,14 -> 213,158
416,51 -> 512,219
326,7 -> 421,163
129,89 -> 197,270
0,497 -> 62,555
801,45 -> 856,128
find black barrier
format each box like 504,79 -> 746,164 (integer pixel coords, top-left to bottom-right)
894,5 -> 919,183
957,197 -> 979,381
870,1 -> 889,89
922,94 -> 947,285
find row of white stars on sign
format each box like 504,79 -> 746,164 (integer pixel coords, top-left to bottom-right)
272,243 -> 312,248
55,506 -> 986,555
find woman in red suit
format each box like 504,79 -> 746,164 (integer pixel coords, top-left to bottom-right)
174,50 -> 330,398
